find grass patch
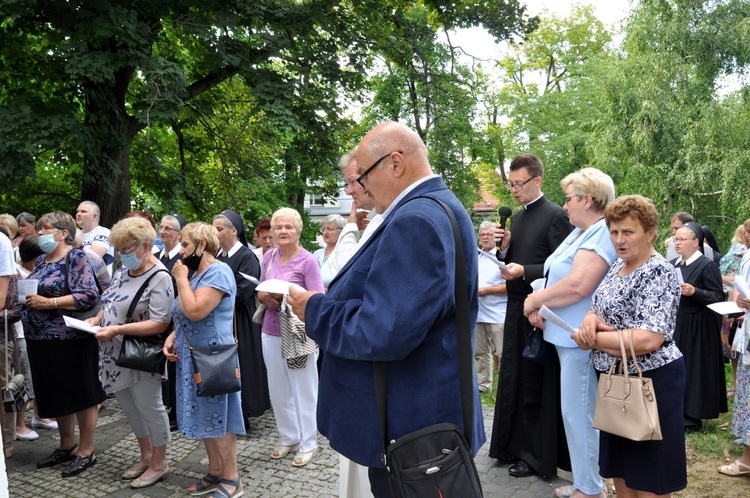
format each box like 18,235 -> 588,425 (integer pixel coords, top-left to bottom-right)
481,362 -> 742,460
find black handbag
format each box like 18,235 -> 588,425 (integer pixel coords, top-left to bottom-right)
2,311 -> 29,413
521,270 -> 556,365
374,197 -> 483,498
176,311 -> 241,397
522,327 -> 556,365
115,269 -> 170,373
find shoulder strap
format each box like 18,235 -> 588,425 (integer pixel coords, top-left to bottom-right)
125,268 -> 170,323
374,195 -> 474,461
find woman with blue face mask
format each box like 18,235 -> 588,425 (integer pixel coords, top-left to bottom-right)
88,217 -> 175,489
24,211 -> 103,477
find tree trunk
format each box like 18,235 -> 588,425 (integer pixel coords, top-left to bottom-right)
80,67 -> 144,228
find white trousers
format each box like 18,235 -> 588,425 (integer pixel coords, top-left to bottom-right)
262,333 -> 318,452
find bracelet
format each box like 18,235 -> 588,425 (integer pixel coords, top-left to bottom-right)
53,298 -> 58,309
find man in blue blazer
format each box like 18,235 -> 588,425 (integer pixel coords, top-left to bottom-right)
289,122 -> 485,496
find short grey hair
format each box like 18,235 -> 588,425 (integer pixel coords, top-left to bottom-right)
271,208 -> 303,233
339,147 -> 357,172
322,214 -> 346,230
161,215 -> 181,231
80,200 -> 100,217
16,212 -> 35,226
478,221 -> 495,232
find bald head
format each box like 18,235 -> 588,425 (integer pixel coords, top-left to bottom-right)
355,122 -> 432,213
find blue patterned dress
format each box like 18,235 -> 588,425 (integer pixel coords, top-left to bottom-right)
171,262 -> 245,438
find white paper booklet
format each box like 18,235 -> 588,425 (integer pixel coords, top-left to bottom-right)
238,272 -> 260,285
17,279 -> 38,304
538,305 -> 578,335
731,276 -> 750,298
63,315 -> 100,334
707,301 -> 745,317
255,278 -> 304,295
477,249 -> 509,270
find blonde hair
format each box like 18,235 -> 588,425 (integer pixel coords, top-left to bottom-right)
109,217 -> 156,249
0,214 -> 18,238
181,222 -> 220,255
271,208 -> 303,233
560,168 -> 615,213
733,224 -> 747,245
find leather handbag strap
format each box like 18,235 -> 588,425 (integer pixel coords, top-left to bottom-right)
125,268 -> 170,323
374,196 -> 474,456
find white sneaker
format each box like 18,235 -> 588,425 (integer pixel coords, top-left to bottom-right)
15,430 -> 39,441
31,417 -> 58,430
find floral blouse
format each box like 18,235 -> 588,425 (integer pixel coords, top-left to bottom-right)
24,248 -> 100,340
590,255 -> 683,373
719,242 -> 747,293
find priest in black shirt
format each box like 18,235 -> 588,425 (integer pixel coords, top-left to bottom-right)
489,154 -> 573,478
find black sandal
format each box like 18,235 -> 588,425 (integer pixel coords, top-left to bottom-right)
61,452 -> 96,477
37,444 -> 77,468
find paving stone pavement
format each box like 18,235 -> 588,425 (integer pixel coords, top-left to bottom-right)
7,402 -> 571,497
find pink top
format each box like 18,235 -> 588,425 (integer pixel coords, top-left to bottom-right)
260,247 -> 324,336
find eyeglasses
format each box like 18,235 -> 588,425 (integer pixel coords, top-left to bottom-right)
505,176 -> 538,191
478,233 -> 493,238
356,151 -> 402,189
37,228 -> 61,235
564,194 -> 581,204
119,244 -> 142,255
159,225 -> 179,232
674,237 -> 697,243
321,227 -> 340,233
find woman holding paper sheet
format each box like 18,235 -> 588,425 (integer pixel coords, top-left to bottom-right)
91,217 -> 174,488
257,207 -> 323,467
23,211 -> 104,477
523,168 -> 617,498
671,223 -> 725,431
720,218 -> 750,478
575,195 -> 686,497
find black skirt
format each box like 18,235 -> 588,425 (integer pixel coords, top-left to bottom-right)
598,357 -> 687,494
26,336 -> 106,418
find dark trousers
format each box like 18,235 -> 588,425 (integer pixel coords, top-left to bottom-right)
368,467 -> 394,498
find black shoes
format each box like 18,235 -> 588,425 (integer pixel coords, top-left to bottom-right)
496,455 -> 517,465
508,459 -> 537,478
37,444 -> 78,468
61,453 -> 97,477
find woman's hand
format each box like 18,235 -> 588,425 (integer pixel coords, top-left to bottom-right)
172,260 -> 188,281
575,310 -> 614,347
527,309 -> 544,329
523,294 -> 537,317
25,294 -> 54,310
163,332 -> 178,362
680,283 -> 695,296
85,314 -> 102,327
94,326 -> 119,342
257,291 -> 282,310
736,294 -> 749,310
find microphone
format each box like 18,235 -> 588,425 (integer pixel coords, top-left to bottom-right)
496,206 -> 512,251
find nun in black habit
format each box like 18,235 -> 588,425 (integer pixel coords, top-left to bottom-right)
213,209 -> 271,424
671,222 -> 727,429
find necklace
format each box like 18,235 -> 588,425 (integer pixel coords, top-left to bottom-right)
45,246 -> 71,264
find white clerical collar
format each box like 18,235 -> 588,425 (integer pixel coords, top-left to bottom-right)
523,193 -> 544,210
679,251 -> 701,266
161,244 -> 180,260
226,241 -> 244,258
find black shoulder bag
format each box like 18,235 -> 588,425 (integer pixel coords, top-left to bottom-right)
374,197 -> 483,498
115,269 -> 170,373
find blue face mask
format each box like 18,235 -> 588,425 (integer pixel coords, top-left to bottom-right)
38,233 -> 59,254
120,250 -> 143,271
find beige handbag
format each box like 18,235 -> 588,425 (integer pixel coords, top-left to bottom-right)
592,329 -> 663,441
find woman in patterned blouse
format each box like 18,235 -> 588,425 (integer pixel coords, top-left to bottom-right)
574,195 -> 687,498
